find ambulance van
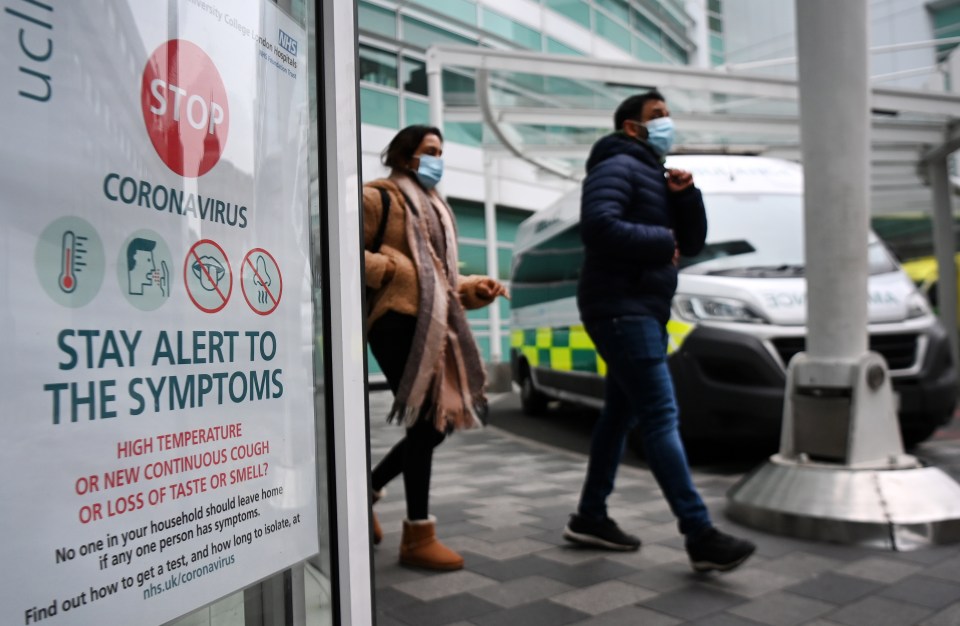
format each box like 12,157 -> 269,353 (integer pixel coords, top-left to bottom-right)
509,155 -> 957,449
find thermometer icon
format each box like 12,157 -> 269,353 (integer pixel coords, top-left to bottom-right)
58,230 -> 87,294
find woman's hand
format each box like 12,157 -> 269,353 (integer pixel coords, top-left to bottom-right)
474,277 -> 510,302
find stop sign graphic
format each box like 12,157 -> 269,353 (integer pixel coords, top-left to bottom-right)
141,40 -> 229,178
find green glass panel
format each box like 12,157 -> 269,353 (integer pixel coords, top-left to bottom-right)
410,0 -> 477,25
404,97 -> 429,126
708,0 -> 721,12
495,208 -> 531,242
597,0 -> 629,23
358,1 -> 396,38
359,87 -> 399,128
631,8 -> 661,43
402,57 -> 427,95
367,345 -> 383,374
475,335 -> 492,361
546,37 -> 584,56
500,335 -> 512,362
664,37 -> 688,64
450,200 -> 485,238
711,53 -> 725,67
358,44 -> 397,88
444,121 -> 482,147
467,307 -> 488,320
402,16 -> 475,46
633,35 -> 663,62
443,69 -> 477,107
709,15 -> 723,33
545,0 -> 590,27
710,33 -> 724,54
482,8 -> 542,50
595,12 -> 630,52
499,297 -> 511,320
458,245 -> 487,275
497,248 -> 512,280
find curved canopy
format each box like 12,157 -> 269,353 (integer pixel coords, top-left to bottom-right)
427,44 -> 960,216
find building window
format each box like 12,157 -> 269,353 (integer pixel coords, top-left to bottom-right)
359,87 -> 399,128
404,97 -> 429,126
482,8 -> 542,50
402,15 -> 475,46
444,122 -> 483,146
633,34 -> 663,62
631,8 -> 661,45
595,11 -> 631,52
358,1 -> 396,38
359,44 -> 398,87
402,57 -> 428,95
545,0 -> 591,28
663,36 -> 688,64
596,0 -> 629,24
409,0 -> 478,25
546,37 -> 584,56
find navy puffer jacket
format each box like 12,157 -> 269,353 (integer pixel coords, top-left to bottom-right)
577,133 -> 707,325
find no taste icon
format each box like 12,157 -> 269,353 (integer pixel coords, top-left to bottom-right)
184,239 -> 232,313
241,248 -> 282,315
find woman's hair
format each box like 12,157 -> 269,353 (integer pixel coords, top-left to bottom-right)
381,124 -> 443,170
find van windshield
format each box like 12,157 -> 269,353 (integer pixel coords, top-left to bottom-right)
682,193 -> 898,276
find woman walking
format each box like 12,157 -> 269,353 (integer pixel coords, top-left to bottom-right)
363,125 -> 508,571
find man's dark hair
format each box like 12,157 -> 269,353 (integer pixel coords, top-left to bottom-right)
613,90 -> 666,130
127,238 -> 156,271
381,124 -> 444,169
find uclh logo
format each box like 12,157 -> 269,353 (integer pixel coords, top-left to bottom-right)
278,29 -> 298,55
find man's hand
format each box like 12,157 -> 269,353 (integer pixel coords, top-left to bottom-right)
666,168 -> 693,193
474,277 -> 510,301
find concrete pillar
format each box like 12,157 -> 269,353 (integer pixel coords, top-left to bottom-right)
796,0 -> 870,360
427,50 -> 444,131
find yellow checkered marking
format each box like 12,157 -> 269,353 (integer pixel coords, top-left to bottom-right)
514,320 -> 695,374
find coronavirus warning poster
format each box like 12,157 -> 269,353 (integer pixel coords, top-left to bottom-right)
0,2 -> 319,624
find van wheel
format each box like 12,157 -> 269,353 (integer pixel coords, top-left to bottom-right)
520,370 -> 548,416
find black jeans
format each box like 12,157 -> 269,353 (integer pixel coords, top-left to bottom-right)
369,311 -> 446,521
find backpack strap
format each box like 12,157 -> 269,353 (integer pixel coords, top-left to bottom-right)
370,187 -> 391,253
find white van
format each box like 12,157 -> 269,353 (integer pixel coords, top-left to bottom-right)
509,155 -> 956,449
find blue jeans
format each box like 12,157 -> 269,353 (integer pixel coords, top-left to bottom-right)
578,315 -> 712,536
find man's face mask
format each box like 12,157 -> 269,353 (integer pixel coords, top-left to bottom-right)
644,117 -> 675,157
414,154 -> 444,189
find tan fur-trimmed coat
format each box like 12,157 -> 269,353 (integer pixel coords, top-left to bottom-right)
363,178 -> 495,324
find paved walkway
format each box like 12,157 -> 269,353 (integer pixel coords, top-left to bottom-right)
369,391 -> 960,626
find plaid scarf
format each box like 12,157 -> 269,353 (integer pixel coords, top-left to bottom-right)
386,173 -> 487,431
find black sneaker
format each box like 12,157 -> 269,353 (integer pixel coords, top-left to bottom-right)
563,514 -> 641,551
686,527 -> 756,573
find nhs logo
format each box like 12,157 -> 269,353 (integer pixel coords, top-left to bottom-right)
279,29 -> 298,55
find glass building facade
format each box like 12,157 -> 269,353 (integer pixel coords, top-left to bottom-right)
356,0 -> 707,372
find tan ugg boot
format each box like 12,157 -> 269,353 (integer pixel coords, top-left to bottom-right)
371,489 -> 384,545
400,517 -> 464,571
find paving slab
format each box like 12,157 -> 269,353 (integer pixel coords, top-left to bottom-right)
365,391 -> 960,625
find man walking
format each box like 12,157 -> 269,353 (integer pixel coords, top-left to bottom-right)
564,91 -> 756,573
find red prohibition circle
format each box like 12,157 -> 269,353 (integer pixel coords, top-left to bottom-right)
184,239 -> 232,313
241,248 -> 283,316
141,39 -> 229,178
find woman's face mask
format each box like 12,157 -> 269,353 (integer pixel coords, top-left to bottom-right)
645,117 -> 675,157
414,154 -> 444,189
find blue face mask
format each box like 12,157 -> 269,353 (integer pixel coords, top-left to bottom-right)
414,154 -> 444,189
645,117 -> 675,156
